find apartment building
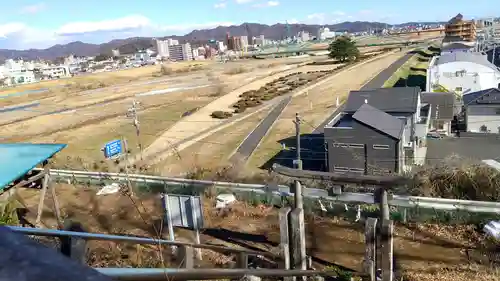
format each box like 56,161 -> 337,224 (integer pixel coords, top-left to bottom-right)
168,43 -> 193,61
445,13 -> 477,42
156,39 -> 170,59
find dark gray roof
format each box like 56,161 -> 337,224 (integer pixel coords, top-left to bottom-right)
352,103 -> 404,140
421,92 -> 460,120
436,52 -> 498,70
463,88 -> 500,105
448,13 -> 463,24
441,43 -> 473,51
427,133 -> 500,165
344,87 -> 420,113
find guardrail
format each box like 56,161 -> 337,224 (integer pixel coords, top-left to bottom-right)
41,168 -> 500,214
3,224 -> 335,281
10,225 -> 277,270
95,268 -> 337,281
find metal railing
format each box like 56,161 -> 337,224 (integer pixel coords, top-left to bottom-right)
2,225 -> 335,281
43,168 -> 500,214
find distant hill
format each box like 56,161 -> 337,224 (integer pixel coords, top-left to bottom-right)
0,21 -> 443,61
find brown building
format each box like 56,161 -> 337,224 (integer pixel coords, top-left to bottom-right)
227,36 -> 242,51
445,13 -> 476,42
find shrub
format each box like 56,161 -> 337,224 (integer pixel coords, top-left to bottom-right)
210,111 -> 233,119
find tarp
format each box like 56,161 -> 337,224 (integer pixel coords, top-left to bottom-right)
0,143 -> 66,190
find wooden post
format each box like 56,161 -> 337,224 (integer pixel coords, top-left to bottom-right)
289,208 -> 306,271
190,196 -> 202,261
35,172 -> 50,226
48,175 -> 63,229
177,245 -> 194,269
59,220 -> 88,264
279,207 -> 291,270
236,252 -> 249,268
380,220 -> 394,281
379,188 -> 390,221
364,218 -> 378,281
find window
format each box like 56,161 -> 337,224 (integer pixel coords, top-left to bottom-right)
455,87 -> 463,92
348,143 -> 364,149
332,143 -> 364,149
349,168 -> 365,173
495,108 -> 500,115
373,144 -> 390,150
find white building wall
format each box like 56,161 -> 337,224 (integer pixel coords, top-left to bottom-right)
429,61 -> 500,95
467,105 -> 500,132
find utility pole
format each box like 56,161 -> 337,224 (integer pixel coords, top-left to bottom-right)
293,113 -> 303,170
493,43 -> 497,66
122,137 -> 134,196
127,100 -> 143,161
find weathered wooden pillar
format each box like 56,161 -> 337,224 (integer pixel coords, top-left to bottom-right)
380,220 -> 394,281
364,217 -> 378,281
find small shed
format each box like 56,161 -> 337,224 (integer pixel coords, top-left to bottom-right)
0,143 -> 66,226
0,143 -> 66,191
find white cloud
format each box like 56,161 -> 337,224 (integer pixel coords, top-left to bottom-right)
253,1 -> 279,7
214,2 -> 227,8
56,15 -> 152,36
332,11 -> 345,16
235,0 -> 253,3
0,15 -> 234,50
20,3 -> 46,14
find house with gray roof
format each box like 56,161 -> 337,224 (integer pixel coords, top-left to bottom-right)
462,88 -> 500,133
421,91 -> 461,135
426,52 -> 500,95
323,87 -> 427,175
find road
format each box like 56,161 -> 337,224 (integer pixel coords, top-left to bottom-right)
229,96 -> 292,162
312,52 -> 413,134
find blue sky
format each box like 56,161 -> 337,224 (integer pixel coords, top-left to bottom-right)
0,0 -> 497,50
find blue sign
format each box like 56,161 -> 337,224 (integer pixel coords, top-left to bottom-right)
104,139 -> 123,159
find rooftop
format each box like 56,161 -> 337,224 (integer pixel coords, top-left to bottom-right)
463,88 -> 500,105
0,143 -> 66,190
426,133 -> 500,165
344,87 -> 420,114
421,91 -> 461,120
435,52 -> 498,70
441,43 -> 474,51
333,103 -> 405,140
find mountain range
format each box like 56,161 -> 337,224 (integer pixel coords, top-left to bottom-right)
0,21 -> 443,61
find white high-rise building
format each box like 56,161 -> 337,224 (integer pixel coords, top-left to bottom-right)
298,31 -> 310,42
169,43 -> 193,61
240,36 -> 249,48
156,39 -> 170,59
167,38 -> 179,46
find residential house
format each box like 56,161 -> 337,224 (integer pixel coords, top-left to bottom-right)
324,103 -> 405,174
426,52 -> 500,95
323,87 -> 426,175
421,92 -> 461,135
463,88 -> 500,133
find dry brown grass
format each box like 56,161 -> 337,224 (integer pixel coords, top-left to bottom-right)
153,63 -> 205,77
223,66 -> 250,75
408,157 -> 500,201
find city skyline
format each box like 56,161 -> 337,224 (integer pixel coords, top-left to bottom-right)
0,0 -> 498,50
